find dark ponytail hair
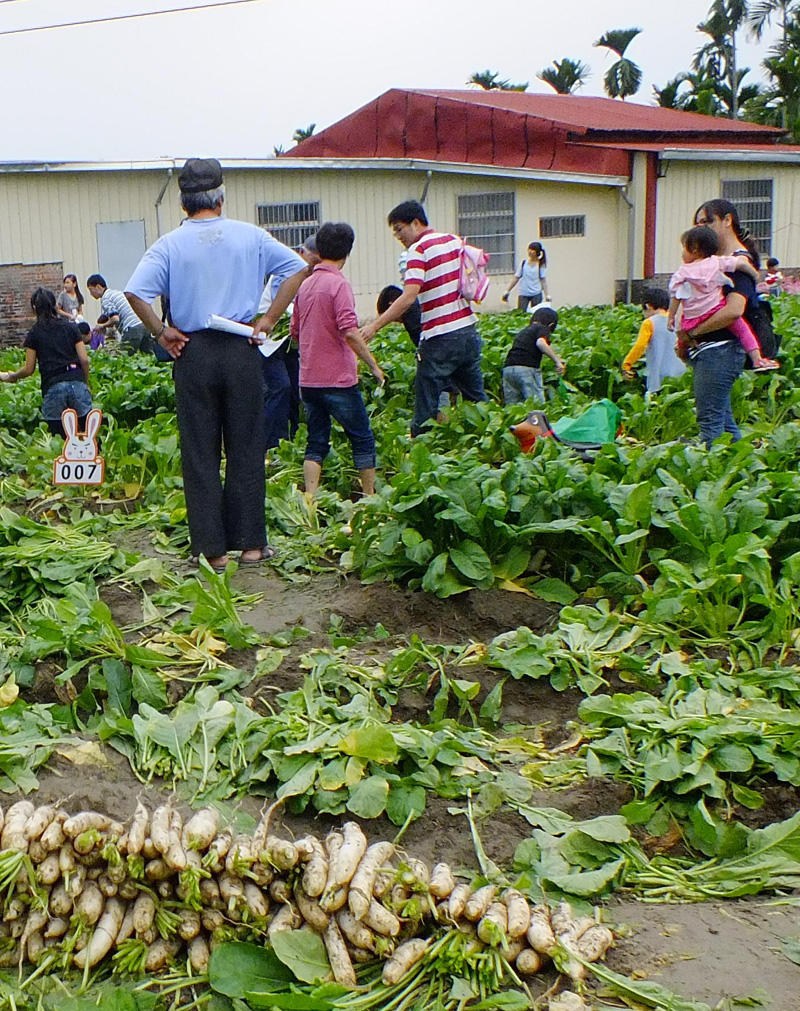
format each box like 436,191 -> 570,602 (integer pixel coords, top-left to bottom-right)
695,198 -> 761,269
30,288 -> 58,322
528,241 -> 547,268
63,274 -> 84,308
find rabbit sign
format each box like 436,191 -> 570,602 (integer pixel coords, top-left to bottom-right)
53,408 -> 104,485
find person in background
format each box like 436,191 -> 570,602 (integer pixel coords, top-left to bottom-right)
681,198 -> 778,447
86,274 -> 153,355
668,225 -> 779,373
125,157 -> 307,570
763,257 -> 784,294
362,200 -> 487,437
258,235 -> 320,453
0,288 -> 91,437
376,285 -> 422,346
622,288 -> 686,394
502,242 -> 549,311
502,306 -> 565,405
77,321 -> 91,344
292,222 -> 384,497
56,274 -> 85,321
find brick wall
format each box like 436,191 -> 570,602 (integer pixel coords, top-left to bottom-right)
0,262 -> 63,347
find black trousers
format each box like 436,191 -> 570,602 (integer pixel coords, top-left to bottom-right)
173,329 -> 266,558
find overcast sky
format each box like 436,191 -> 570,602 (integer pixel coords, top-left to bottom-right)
0,0 -> 779,162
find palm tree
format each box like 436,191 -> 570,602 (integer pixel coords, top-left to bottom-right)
742,12 -> 800,137
467,70 -> 528,92
701,0 -> 750,116
748,0 -> 799,53
537,58 -> 591,95
594,28 -> 643,100
292,124 -> 316,144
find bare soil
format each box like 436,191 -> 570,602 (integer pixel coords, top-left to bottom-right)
21,562 -> 800,1007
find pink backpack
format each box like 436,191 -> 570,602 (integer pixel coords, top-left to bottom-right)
459,239 -> 490,303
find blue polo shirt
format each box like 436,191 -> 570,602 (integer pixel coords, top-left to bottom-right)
125,216 -> 305,333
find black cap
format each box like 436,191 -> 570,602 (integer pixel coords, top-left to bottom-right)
178,158 -> 223,193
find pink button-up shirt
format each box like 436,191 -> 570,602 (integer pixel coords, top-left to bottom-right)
291,263 -> 359,388
669,255 -> 741,320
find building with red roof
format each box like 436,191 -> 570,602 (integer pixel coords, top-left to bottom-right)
285,89 -> 800,305
0,88 -> 798,337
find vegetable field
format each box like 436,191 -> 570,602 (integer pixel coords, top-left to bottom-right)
0,300 -> 800,1010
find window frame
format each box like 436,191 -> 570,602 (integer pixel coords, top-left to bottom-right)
456,192 -> 515,275
720,179 -> 773,258
538,215 -> 586,239
256,200 -> 321,249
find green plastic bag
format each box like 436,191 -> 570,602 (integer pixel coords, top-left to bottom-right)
551,398 -> 621,445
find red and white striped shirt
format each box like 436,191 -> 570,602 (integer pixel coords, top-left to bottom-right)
403,230 -> 475,339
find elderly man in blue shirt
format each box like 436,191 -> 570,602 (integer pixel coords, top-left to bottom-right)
125,158 -> 306,571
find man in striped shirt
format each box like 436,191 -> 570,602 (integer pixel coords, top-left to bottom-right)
87,274 -> 153,355
362,200 -> 487,436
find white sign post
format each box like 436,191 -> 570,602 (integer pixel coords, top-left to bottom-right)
53,408 -> 105,486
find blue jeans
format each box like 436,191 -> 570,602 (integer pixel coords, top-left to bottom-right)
503,365 -> 544,405
41,380 -> 92,421
302,385 -> 376,470
691,340 -> 746,447
261,350 -> 291,450
413,325 -> 487,436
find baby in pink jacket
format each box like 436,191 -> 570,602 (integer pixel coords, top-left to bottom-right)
668,225 -> 779,372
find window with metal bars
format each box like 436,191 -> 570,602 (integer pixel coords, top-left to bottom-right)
256,201 -> 321,248
456,193 -> 515,274
539,215 -> 586,239
720,179 -> 773,257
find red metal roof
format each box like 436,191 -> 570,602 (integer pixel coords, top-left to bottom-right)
412,90 -> 782,138
288,89 -> 786,177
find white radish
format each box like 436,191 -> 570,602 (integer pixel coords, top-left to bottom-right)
502,890 -> 531,939
294,883 -> 329,932
349,841 -> 394,920
328,823 -> 367,892
149,805 -> 172,855
178,909 -> 201,941
73,898 -> 125,969
189,934 -> 210,973
145,938 -> 181,972
264,836 -> 298,872
324,918 -> 357,988
338,909 -> 376,952
477,902 -> 508,945
429,863 -> 455,899
382,938 -> 429,986
182,808 -> 220,851
527,905 -> 557,955
465,885 -> 496,922
1,801 -> 33,851
244,882 -> 270,920
268,903 -> 301,939
127,802 -> 149,856
75,881 -> 104,925
447,883 -> 471,921
63,812 -> 114,838
133,893 -> 156,935
40,816 -> 66,853
301,838 -> 328,898
515,948 -> 542,976
363,900 -> 401,937
44,918 -> 69,940
574,924 -> 614,962
24,805 -> 57,842
36,853 -> 60,886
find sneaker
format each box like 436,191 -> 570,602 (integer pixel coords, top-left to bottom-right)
753,358 -> 780,372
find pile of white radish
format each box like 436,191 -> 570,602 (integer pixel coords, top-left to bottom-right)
0,800 -> 614,987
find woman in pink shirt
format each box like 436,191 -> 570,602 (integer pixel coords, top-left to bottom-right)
290,222 -> 384,496
668,226 -> 778,372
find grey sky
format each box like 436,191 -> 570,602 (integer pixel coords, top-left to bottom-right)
0,0 -> 778,161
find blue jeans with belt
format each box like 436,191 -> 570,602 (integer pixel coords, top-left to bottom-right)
690,340 -> 746,447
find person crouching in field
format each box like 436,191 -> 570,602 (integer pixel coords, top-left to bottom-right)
502,306 -> 565,405
0,288 -> 92,437
291,222 -> 384,496
622,288 -> 686,394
